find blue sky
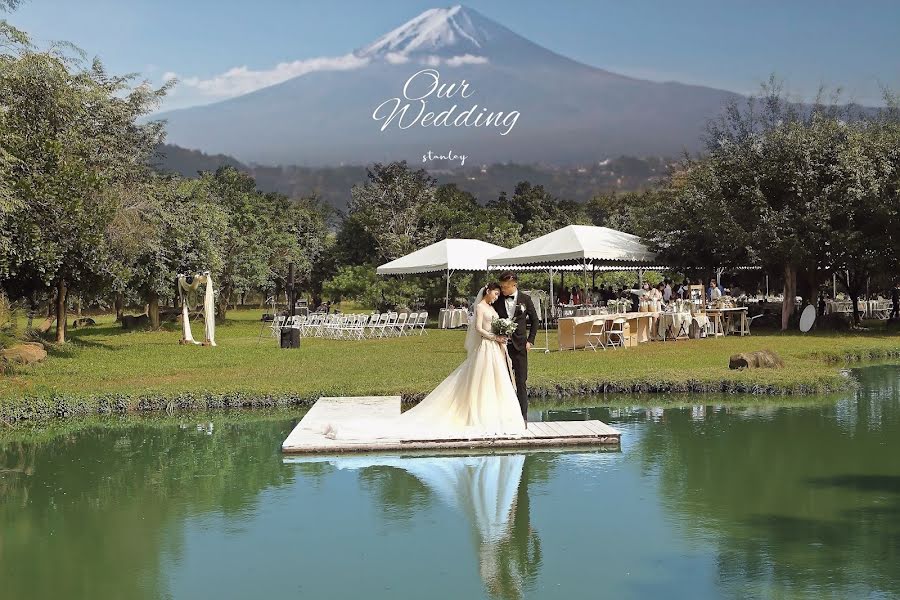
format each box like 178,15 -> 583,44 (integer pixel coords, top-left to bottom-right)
7,0 -> 899,110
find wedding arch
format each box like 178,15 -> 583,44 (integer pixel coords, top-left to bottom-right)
177,272 -> 217,347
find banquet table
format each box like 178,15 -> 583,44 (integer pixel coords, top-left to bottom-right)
438,308 -> 469,329
558,312 -> 657,350
656,312 -> 694,340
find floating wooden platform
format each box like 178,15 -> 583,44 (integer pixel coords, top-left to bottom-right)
281,396 -> 621,454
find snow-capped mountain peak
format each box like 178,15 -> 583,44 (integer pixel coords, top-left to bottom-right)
355,5 -> 517,61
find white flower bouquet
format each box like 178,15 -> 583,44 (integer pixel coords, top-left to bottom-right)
491,317 -> 517,337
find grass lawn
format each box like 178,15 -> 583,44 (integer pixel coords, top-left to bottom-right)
1,309 -> 899,421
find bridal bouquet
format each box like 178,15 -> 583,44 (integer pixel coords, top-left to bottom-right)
491,317 -> 517,337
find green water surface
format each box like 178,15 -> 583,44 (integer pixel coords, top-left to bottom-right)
3,365 -> 900,599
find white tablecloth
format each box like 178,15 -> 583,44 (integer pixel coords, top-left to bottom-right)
656,312 -> 693,339
438,308 -> 469,329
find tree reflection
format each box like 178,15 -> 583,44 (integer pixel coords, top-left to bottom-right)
0,418 -> 296,599
635,369 -> 900,597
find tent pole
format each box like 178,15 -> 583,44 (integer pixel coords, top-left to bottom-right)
582,258 -> 588,298
766,274 -> 769,299
547,268 -> 553,353
445,268 -> 451,309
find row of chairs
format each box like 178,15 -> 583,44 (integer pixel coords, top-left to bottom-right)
271,312 -> 429,341
584,318 -> 627,350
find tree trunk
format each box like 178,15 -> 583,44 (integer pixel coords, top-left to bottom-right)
55,279 -> 67,344
849,291 -> 861,326
781,264 -> 796,331
114,293 -> 124,322
148,290 -> 160,330
36,298 -> 56,334
217,286 -> 229,323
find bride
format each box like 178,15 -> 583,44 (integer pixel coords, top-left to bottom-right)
318,282 -> 526,440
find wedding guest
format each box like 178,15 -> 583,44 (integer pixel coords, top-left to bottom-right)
648,283 -> 663,302
571,286 -> 582,305
708,279 -> 722,301
558,287 -> 571,305
663,279 -> 673,302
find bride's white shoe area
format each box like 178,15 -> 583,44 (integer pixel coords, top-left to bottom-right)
281,396 -> 621,453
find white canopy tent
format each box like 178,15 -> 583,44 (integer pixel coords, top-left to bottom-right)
487,226 -> 661,350
488,224 -> 660,289
376,239 -> 509,308
488,225 -> 658,270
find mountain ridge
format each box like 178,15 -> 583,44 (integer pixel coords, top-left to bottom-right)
156,5 -> 741,166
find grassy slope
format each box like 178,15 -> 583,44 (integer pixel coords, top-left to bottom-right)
2,310 -> 899,416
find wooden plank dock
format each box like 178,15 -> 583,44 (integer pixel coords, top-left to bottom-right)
281,396 -> 621,454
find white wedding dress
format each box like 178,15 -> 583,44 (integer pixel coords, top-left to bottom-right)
313,301 -> 526,440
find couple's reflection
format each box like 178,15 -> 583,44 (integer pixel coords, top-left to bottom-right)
317,452 -> 543,600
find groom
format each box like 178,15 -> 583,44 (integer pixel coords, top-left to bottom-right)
491,271 -> 539,422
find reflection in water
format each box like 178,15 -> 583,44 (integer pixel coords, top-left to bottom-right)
305,453 -> 543,600
627,364 -> 900,598
0,419 -> 296,599
4,366 -> 900,599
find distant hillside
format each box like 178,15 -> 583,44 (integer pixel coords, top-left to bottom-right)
152,144 -> 246,177
154,144 -> 672,211
155,5 -> 740,166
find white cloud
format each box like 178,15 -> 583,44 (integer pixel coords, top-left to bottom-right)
165,53 -> 370,99
384,52 -> 410,64
443,54 -> 489,67
421,54 -> 488,67
158,52 -> 488,111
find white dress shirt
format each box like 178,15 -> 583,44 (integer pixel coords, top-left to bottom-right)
504,290 -> 518,318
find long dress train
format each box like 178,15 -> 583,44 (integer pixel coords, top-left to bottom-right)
310,302 -> 526,440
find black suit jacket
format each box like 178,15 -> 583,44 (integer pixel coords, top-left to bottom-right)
492,291 -> 539,352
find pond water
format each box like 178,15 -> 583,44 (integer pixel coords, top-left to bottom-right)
3,365 -> 900,599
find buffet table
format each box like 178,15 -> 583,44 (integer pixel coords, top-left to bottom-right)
438,308 -> 469,329
656,312 -> 694,340
558,312 -> 657,350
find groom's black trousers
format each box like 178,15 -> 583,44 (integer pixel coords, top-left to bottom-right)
508,343 -> 528,419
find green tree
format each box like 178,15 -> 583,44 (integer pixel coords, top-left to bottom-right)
0,28 -> 168,342
347,162 -> 436,263
200,167 -> 272,321
643,79 -> 895,329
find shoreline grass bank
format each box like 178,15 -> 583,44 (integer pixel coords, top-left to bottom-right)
1,310 -> 898,424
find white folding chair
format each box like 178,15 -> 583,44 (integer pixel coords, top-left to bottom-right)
363,313 -> 380,339
401,312 -> 418,336
585,319 -> 606,351
393,312 -> 408,337
375,313 -> 392,338
351,314 -> 370,340
270,315 -> 286,340
416,311 -> 428,335
605,318 -> 627,349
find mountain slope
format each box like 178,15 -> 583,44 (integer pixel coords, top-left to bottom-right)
157,5 -> 739,165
